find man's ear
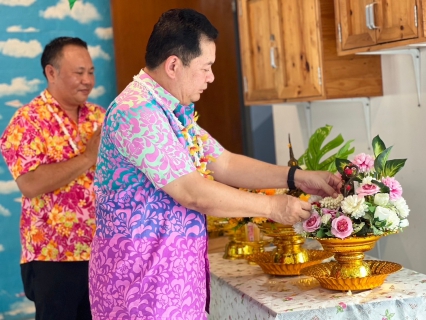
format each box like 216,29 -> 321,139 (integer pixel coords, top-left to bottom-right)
45,65 -> 57,83
163,56 -> 180,79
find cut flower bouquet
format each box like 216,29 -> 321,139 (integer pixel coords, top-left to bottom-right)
295,135 -> 409,240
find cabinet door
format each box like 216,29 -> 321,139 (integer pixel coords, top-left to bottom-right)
375,0 -> 418,43
238,0 -> 284,103
276,0 -> 323,99
336,0 -> 376,50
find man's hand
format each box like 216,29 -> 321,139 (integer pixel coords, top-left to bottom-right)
269,194 -> 312,225
83,128 -> 101,166
295,170 -> 342,198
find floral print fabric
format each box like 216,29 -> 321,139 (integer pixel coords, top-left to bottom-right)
0,89 -> 105,263
89,70 -> 224,320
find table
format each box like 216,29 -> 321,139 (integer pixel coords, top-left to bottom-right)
208,252 -> 426,319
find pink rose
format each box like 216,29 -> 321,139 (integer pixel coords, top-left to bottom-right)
321,208 -> 337,218
303,212 -> 321,232
331,216 -> 353,239
353,153 -> 375,173
356,184 -> 380,197
381,177 -> 402,201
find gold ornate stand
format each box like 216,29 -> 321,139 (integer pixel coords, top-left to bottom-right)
222,227 -> 265,261
301,235 -> 402,290
247,223 -> 333,275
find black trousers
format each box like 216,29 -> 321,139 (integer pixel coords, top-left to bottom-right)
21,261 -> 92,320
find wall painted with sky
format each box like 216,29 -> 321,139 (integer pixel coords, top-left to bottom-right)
0,0 -> 116,318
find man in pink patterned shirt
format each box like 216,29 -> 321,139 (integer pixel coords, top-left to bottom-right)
0,37 -> 105,320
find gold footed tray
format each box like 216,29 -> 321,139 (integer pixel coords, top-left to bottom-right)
301,260 -> 402,291
247,250 -> 333,276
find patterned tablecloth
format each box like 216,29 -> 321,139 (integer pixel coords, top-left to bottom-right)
208,252 -> 426,320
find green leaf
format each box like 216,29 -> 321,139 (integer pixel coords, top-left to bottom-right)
317,134 -> 344,161
372,135 -> 386,157
374,146 -> 392,179
316,228 -> 325,238
335,158 -> 352,175
69,0 -> 77,9
383,159 -> 407,177
371,179 -> 390,193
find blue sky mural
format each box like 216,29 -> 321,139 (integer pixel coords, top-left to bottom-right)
0,0 -> 116,318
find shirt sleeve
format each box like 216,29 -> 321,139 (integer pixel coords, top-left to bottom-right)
0,108 -> 47,180
195,123 -> 225,158
108,103 -> 196,189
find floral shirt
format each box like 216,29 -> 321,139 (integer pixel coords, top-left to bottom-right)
0,89 -> 105,263
89,70 -> 224,320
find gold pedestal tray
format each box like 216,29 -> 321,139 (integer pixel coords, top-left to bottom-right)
247,250 -> 333,276
223,239 -> 265,261
301,260 -> 402,291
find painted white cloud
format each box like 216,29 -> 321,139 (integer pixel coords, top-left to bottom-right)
40,0 -> 101,24
5,99 -> 23,108
88,45 -> 110,60
14,197 -> 22,203
0,0 -> 35,6
95,27 -> 113,40
7,25 -> 39,33
89,86 -> 105,99
0,204 -> 11,217
5,299 -> 35,316
0,180 -> 19,194
0,39 -> 42,58
0,244 -> 3,252
0,77 -> 42,97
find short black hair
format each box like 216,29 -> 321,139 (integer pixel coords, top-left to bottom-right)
41,37 -> 88,78
145,9 -> 218,70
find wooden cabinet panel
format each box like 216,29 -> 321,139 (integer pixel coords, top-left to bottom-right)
238,0 -> 383,105
376,0 -> 418,43
238,0 -> 283,102
335,0 -> 425,55
337,0 -> 376,50
277,0 -> 323,99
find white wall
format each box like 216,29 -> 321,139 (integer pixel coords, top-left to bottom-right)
273,52 -> 426,273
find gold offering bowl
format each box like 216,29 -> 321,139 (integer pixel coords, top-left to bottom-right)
258,223 -> 308,264
315,235 -> 381,278
220,221 -> 265,261
247,250 -> 333,276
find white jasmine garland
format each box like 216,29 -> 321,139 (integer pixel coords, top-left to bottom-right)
341,195 -> 368,219
293,222 -> 306,236
374,193 -> 390,207
321,213 -> 332,224
391,197 -> 410,219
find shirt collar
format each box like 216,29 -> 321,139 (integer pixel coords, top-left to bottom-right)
134,69 -> 194,114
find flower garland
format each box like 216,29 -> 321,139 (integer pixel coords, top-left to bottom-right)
40,91 -> 79,154
132,76 -> 215,180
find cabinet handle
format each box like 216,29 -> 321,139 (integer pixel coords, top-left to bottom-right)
270,47 -> 277,69
369,2 -> 379,29
365,4 -> 372,29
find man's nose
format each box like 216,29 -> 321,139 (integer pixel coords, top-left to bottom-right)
207,71 -> 214,83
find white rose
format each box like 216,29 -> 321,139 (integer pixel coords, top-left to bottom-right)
387,211 -> 400,231
399,219 -> 409,228
361,176 -> 373,185
391,198 -> 410,219
321,213 -> 332,224
374,193 -> 390,206
374,206 -> 400,230
341,195 -> 367,218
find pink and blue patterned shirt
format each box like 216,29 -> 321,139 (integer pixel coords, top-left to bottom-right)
89,69 -> 224,319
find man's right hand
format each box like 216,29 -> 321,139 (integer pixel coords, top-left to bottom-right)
269,194 -> 312,225
83,128 -> 102,165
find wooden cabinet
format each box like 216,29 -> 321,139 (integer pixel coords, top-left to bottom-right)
335,0 -> 424,55
237,0 -> 383,105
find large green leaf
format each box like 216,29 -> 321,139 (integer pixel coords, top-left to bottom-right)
383,159 -> 407,177
374,146 -> 392,179
335,158 -> 352,175
372,135 -> 386,158
298,125 -> 354,173
69,0 -> 77,9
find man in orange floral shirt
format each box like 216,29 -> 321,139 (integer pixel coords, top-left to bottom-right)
0,37 -> 105,320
